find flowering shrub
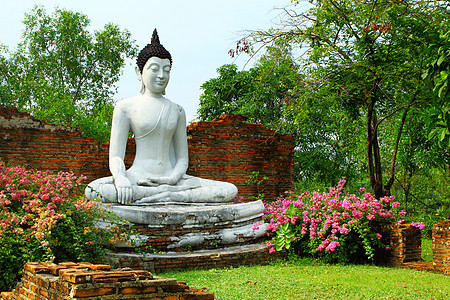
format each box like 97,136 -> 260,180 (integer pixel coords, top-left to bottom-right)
0,164 -> 130,292
257,179 -> 413,263
411,221 -> 425,230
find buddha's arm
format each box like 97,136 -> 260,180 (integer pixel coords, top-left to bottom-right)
109,103 -> 132,204
169,106 -> 189,182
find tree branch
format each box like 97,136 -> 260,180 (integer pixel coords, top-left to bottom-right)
329,0 -> 361,41
395,177 -> 435,209
375,88 -> 420,132
383,87 -> 420,193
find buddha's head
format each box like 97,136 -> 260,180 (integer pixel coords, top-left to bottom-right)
136,29 -> 172,95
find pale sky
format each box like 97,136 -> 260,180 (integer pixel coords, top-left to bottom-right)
0,0 -> 294,123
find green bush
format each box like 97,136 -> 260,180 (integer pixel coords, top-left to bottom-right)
257,179 -> 424,263
0,163 -> 130,292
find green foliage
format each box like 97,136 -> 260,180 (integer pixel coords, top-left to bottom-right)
424,29 -> 450,102
198,46 -> 360,186
0,163 -> 132,292
393,167 -> 450,238
198,42 -> 301,131
421,238 -> 433,262
275,221 -> 296,251
422,29 -> 450,149
245,171 -> 268,201
0,5 -> 137,142
290,0 -> 448,198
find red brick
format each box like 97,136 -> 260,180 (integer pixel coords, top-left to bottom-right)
23,263 -> 50,274
87,264 -> 111,271
119,286 -> 157,294
38,288 -> 49,299
72,287 -> 115,298
1,292 -> 14,300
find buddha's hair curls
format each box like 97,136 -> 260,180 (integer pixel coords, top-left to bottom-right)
136,29 -> 172,73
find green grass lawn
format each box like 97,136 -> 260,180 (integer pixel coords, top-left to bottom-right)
422,238 -> 433,261
158,243 -> 448,300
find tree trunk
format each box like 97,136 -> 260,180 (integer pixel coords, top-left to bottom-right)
384,90 -> 418,196
367,80 -> 383,199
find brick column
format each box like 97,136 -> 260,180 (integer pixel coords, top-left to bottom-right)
432,220 -> 450,274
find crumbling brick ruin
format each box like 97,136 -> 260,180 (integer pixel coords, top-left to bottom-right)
0,107 -> 294,201
1,262 -> 214,300
377,221 -> 450,275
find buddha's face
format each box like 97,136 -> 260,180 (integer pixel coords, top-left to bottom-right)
141,57 -> 171,95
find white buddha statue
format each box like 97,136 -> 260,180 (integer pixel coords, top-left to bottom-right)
85,29 -> 237,205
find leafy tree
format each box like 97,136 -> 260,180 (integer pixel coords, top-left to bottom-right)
423,29 -> 450,149
198,44 -> 301,131
0,6 -> 137,142
239,0 -> 449,198
199,43 -> 366,187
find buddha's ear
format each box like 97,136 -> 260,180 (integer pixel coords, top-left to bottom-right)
135,66 -> 145,94
135,65 -> 142,79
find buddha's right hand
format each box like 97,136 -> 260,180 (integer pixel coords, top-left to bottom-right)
114,175 -> 133,204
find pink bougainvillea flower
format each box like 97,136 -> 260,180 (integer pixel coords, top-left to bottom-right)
260,177 -> 408,261
411,222 -> 425,230
252,222 -> 261,231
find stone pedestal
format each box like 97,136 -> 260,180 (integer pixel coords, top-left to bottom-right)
99,200 -> 270,272
101,200 -> 267,252
107,244 -> 276,273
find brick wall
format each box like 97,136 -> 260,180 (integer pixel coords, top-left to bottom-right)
0,106 -> 133,184
1,262 -> 214,300
187,114 -> 294,201
373,223 -> 421,266
0,107 -> 294,201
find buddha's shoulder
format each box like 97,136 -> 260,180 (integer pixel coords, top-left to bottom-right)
114,95 -> 145,110
170,101 -> 185,114
114,96 -> 185,116
161,98 -> 184,115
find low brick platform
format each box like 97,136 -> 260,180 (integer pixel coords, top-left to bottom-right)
1,262 -> 214,300
108,243 -> 275,273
